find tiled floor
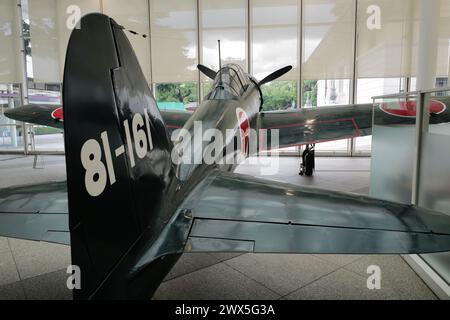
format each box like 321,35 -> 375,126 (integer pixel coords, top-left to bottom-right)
0,155 -> 437,300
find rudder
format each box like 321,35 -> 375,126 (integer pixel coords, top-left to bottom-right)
63,13 -> 177,299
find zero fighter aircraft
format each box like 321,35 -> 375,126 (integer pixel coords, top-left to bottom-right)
2,13 -> 450,300
7,82 -> 450,176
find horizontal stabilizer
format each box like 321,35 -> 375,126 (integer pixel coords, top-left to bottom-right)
0,182 -> 69,245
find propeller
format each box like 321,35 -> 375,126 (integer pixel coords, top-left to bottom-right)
259,66 -> 293,86
197,64 -> 218,80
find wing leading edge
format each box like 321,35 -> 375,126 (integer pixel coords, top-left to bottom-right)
260,104 -> 373,149
183,171 -> 450,254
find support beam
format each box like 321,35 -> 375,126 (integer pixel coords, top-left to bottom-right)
416,0 -> 440,91
16,0 -> 29,155
7,84 -> 17,148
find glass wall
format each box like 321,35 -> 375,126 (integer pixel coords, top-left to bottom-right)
0,0 -> 21,84
252,0 -> 299,113
155,83 -> 198,111
302,0 -> 355,154
199,0 -> 248,98
354,78 -> 403,153
200,0 -> 247,71
0,85 -> 23,151
302,0 -> 355,81
419,89 -> 450,286
151,0 -> 199,109
371,88 -> 450,289
355,0 -> 417,155
151,0 -> 198,84
2,0 -> 450,155
0,1 -> 23,152
370,93 -> 418,203
262,81 -> 298,111
251,0 -> 299,82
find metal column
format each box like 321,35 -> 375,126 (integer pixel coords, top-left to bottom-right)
16,0 -> 29,155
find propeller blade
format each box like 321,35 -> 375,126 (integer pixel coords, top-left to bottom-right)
198,64 -> 218,80
259,66 -> 293,86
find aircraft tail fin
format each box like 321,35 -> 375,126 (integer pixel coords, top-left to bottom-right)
63,13 -> 179,299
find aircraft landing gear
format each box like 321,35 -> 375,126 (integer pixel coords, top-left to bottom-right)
299,144 -> 315,177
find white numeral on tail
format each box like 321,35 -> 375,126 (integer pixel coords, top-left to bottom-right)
81,139 -> 107,197
132,113 -> 148,159
123,119 -> 136,168
144,110 -> 154,151
101,131 -> 116,185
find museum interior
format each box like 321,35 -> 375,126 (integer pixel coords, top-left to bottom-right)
1,0 -> 450,300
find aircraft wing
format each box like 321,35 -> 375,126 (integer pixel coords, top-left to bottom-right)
184,170 -> 450,254
1,171 -> 450,253
4,104 -> 64,129
2,172 -> 450,254
4,104 -> 192,135
0,182 -> 69,245
260,104 -> 373,149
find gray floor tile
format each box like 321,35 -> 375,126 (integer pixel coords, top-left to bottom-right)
0,156 -> 66,189
0,250 -> 20,286
0,282 -> 26,300
344,255 -> 437,300
286,269 -> 399,300
208,253 -> 244,262
312,255 -> 364,267
225,254 -> 339,296
22,269 -> 73,300
154,262 -> 280,300
350,186 -> 371,195
164,253 -> 220,281
0,237 -> 9,254
8,238 -> 71,280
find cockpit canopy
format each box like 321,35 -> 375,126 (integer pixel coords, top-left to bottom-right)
206,64 -> 249,100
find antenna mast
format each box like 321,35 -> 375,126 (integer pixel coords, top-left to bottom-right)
218,40 -> 223,86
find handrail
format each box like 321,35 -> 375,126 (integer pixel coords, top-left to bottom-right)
372,86 -> 450,100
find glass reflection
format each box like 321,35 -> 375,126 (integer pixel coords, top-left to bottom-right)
151,0 -> 198,83
0,0 -> 19,84
302,0 -> 355,80
0,84 -> 23,151
201,0 -> 247,73
251,0 -> 298,80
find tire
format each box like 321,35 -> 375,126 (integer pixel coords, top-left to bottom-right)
304,151 -> 315,176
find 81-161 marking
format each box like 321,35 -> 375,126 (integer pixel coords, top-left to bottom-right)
81,110 -> 154,197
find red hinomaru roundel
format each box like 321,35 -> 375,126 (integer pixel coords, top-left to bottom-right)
380,100 -> 446,118
236,108 -> 250,156
51,107 -> 64,122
